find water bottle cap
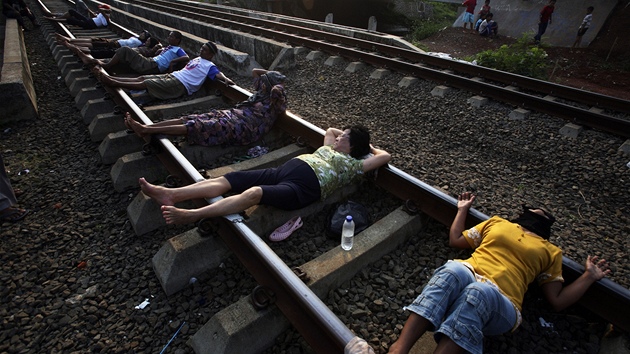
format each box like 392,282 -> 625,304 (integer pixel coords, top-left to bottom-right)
346,215 -> 353,221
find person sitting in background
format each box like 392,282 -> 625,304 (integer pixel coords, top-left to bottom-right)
474,13 -> 486,32
45,4 -> 111,30
138,126 -> 391,225
2,0 -> 40,31
478,13 -> 498,38
0,153 -> 28,223
75,31 -> 189,75
477,0 -> 490,23
124,68 -> 285,146
93,41 -> 234,100
388,192 -> 611,354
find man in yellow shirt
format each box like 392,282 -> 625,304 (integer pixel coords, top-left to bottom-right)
389,192 -> 610,354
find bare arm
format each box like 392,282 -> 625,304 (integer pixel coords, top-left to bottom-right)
167,55 -> 190,73
252,68 -> 268,78
323,127 -> 343,146
361,145 -> 391,172
448,192 -> 475,249
541,255 -> 610,312
216,72 -> 235,86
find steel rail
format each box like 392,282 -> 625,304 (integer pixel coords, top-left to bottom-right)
145,0 -> 630,115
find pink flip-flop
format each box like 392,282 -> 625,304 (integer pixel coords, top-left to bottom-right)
269,216 -> 303,242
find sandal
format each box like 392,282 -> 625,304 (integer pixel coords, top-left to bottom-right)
269,216 -> 303,242
0,207 -> 29,223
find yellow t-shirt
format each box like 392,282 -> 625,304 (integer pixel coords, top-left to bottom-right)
460,216 -> 564,311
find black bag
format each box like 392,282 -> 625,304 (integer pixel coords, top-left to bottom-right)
327,200 -> 371,238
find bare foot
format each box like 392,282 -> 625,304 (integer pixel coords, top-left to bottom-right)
91,66 -> 103,79
139,177 -> 175,206
124,112 -> 133,130
97,70 -> 116,87
70,44 -> 98,65
161,205 -> 199,225
126,116 -> 147,137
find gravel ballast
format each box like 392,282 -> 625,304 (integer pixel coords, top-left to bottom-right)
1,25 -> 629,353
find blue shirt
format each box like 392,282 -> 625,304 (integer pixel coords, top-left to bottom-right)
153,45 -> 187,73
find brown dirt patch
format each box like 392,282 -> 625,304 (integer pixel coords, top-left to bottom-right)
416,24 -> 630,101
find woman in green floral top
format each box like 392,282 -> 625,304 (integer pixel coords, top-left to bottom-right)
138,125 -> 391,225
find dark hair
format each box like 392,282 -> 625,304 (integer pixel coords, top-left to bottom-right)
487,12 -> 493,18
204,41 -> 218,55
511,205 -> 556,240
146,37 -> 160,48
344,125 -> 371,158
587,6 -> 594,11
171,31 -> 183,42
141,30 -> 151,39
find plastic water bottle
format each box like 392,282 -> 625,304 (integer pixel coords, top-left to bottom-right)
341,215 -> 355,251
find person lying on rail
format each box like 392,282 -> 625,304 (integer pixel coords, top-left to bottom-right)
139,126 -> 391,225
42,0 -> 94,20
73,31 -> 189,75
92,41 -> 234,101
61,33 -> 163,59
388,192 -> 611,354
2,0 -> 40,31
55,30 -> 151,52
45,4 -> 111,30
124,68 -> 285,145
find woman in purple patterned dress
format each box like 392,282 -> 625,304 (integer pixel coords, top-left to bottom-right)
126,68 -> 287,146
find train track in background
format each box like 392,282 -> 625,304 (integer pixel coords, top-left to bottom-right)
128,0 -> 630,136
32,0 -> 630,352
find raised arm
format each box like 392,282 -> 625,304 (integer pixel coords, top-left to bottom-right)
448,192 -> 475,249
361,145 -> 391,172
541,255 -> 610,312
323,127 -> 343,146
252,68 -> 268,78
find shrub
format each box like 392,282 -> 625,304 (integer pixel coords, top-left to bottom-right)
474,35 -> 549,79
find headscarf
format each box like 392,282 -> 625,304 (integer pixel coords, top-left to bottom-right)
511,204 -> 556,240
237,71 -> 286,107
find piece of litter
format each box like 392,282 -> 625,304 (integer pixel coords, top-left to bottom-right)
135,298 -> 150,309
18,169 -> 29,175
539,317 -> 553,328
57,76 -> 61,80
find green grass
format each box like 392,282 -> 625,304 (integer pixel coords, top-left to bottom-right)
404,2 -> 460,46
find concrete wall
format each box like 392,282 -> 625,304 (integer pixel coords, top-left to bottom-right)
0,19 -> 38,125
453,0 -> 617,47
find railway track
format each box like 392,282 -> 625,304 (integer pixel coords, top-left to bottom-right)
28,0 -> 630,352
123,0 -> 630,137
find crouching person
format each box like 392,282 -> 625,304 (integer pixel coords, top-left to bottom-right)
479,13 -> 498,38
